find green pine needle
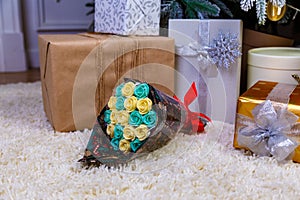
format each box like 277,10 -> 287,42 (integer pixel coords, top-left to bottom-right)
210,0 -> 234,17
181,0 -> 221,18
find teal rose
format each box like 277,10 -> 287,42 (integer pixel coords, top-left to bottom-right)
142,110 -> 157,128
114,124 -> 124,139
115,96 -> 126,111
129,110 -> 142,126
104,110 -> 111,123
134,83 -> 149,99
130,138 -> 145,152
110,137 -> 120,151
115,83 -> 124,97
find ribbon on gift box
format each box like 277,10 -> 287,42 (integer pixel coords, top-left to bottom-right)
174,82 -> 211,133
237,83 -> 300,161
176,21 -> 241,74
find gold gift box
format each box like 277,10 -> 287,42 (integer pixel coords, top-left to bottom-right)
233,81 -> 300,162
38,33 -> 175,132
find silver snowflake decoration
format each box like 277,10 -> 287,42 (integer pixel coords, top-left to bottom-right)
207,32 -> 241,69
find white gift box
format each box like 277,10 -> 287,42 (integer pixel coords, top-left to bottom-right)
94,0 -> 160,35
169,19 -> 243,124
247,47 -> 300,88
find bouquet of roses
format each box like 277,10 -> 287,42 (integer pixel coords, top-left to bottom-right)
79,78 -> 210,168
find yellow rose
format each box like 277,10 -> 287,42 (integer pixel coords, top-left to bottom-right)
135,124 -> 149,141
123,125 -> 136,141
119,139 -> 131,152
108,96 -> 117,109
137,98 -> 152,115
122,82 -> 135,97
106,124 -> 115,138
110,110 -> 118,124
124,96 -> 137,112
116,110 -> 129,126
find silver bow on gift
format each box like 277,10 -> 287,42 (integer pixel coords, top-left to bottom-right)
176,42 -> 216,75
237,100 -> 298,162
176,31 -> 241,72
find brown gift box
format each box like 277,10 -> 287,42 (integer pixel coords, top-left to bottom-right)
38,33 -> 175,132
233,81 -> 300,162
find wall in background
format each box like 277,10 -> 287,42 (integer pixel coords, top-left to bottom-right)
22,0 -> 93,68
0,0 -> 27,72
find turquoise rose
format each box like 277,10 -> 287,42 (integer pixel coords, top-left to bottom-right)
115,83 -> 124,97
115,96 -> 126,111
142,110 -> 157,128
130,138 -> 145,152
114,124 -> 124,139
134,83 -> 149,99
110,137 -> 120,151
104,110 -> 111,123
129,110 -> 142,126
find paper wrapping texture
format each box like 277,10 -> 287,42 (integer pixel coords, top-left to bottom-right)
38,33 -> 175,132
233,81 -> 300,162
94,0 -> 160,35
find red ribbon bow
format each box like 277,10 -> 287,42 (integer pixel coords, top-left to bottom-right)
174,82 -> 211,133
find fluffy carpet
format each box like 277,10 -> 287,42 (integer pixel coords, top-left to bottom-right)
1,82 -> 300,199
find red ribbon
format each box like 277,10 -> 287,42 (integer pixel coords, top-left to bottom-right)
174,82 -> 211,133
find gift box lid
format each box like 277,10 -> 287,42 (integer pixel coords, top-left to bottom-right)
94,0 -> 160,35
248,47 -> 300,70
237,80 -> 300,119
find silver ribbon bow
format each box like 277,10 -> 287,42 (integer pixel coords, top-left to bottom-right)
237,100 -> 298,161
176,42 -> 216,74
176,22 -> 241,71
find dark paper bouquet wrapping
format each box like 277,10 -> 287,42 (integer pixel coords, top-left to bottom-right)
79,79 -> 210,168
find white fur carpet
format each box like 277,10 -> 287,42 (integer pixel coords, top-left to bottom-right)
1,82 -> 300,199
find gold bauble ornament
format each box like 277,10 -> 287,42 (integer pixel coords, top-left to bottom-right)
267,1 -> 287,21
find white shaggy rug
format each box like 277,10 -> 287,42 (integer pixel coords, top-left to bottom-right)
1,82 -> 300,199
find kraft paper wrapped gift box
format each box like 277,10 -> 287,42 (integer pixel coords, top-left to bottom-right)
234,81 -> 300,163
94,0 -> 160,35
38,33 -> 175,132
168,19 -> 243,124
